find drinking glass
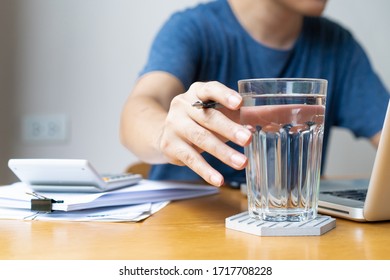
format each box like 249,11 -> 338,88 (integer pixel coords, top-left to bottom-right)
238,78 -> 327,222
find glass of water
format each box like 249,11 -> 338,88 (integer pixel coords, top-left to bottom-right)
238,78 -> 327,222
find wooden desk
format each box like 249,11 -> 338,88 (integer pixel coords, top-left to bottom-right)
1,185 -> 390,260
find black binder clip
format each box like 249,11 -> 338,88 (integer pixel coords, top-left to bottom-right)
26,192 -> 64,212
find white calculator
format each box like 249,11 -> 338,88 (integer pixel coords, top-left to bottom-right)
8,159 -> 143,193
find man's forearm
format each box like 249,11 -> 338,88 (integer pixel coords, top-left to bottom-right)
120,96 -> 168,163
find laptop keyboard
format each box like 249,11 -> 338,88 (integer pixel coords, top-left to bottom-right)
322,189 -> 367,201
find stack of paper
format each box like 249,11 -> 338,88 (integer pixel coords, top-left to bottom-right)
0,202 -> 169,222
0,180 -> 219,222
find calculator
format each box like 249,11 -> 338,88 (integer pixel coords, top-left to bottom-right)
8,159 -> 143,193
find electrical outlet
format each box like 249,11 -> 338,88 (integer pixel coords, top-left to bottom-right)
22,114 -> 69,143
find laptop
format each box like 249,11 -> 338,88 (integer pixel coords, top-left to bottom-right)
8,159 -> 143,193
318,101 -> 390,222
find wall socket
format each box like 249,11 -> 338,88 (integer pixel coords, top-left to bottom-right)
22,114 -> 69,143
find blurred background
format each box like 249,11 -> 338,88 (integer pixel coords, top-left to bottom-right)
1,0 -> 389,185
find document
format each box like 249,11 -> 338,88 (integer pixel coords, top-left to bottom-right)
0,179 -> 219,212
0,201 -> 169,222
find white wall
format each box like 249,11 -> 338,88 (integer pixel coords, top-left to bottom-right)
1,0 -> 389,184
0,1 -> 16,184
3,0 -> 207,184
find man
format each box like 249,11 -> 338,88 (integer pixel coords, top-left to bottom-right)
120,0 -> 389,186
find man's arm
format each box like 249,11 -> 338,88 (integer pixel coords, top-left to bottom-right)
120,71 -> 183,163
370,131 -> 382,148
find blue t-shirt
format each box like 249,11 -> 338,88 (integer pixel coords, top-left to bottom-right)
139,0 -> 389,183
